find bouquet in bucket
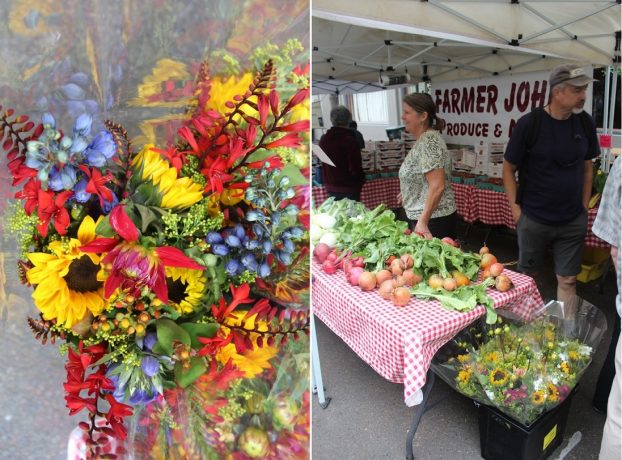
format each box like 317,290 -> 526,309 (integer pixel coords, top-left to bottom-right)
2,53 -> 310,459
432,299 -> 607,426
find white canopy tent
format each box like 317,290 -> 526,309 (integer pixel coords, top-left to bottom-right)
312,0 -> 620,93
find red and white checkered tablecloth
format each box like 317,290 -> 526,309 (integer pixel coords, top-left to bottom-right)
451,184 -> 609,249
312,261 -> 543,407
450,183 -> 477,223
312,177 -> 401,209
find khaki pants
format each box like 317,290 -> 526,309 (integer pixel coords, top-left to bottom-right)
600,331 -> 622,460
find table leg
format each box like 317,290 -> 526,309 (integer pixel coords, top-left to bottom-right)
405,370 -> 436,460
311,314 -> 331,409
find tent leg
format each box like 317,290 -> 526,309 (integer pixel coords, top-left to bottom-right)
311,315 -> 331,409
405,370 -> 435,460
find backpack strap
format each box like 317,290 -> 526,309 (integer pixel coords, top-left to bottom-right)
516,107 -> 543,204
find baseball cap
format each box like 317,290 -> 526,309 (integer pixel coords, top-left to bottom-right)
549,64 -> 596,88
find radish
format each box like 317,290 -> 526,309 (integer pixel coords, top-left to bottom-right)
479,245 -> 490,255
443,278 -> 457,291
480,253 -> 498,269
390,258 -> 405,276
391,287 -> 411,306
379,279 -> 397,299
351,256 -> 365,268
441,237 -> 458,247
348,267 -> 365,286
375,270 -> 393,287
358,272 -> 377,291
400,254 -> 414,269
495,274 -> 513,292
489,262 -> 504,277
322,260 -> 337,275
313,243 -> 331,263
428,274 -> 444,289
402,269 -> 422,286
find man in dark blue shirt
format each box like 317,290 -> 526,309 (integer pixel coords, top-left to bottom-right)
503,64 -> 600,316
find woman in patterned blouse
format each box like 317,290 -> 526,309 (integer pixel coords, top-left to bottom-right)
398,93 -> 457,239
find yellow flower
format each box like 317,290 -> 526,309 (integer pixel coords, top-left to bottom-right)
547,383 -> 559,402
131,145 -> 203,209
204,73 -> 261,122
457,354 -> 471,363
458,369 -> 472,384
128,59 -> 193,108
9,0 -> 55,37
216,311 -> 278,378
485,351 -> 500,363
489,368 -> 509,386
532,390 -> 546,405
26,217 -> 106,328
568,350 -> 579,361
164,267 -> 205,315
560,361 -> 570,374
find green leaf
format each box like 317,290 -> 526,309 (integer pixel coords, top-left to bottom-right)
132,182 -> 163,207
95,215 -> 115,237
134,203 -> 159,233
174,357 -> 207,388
180,322 -> 220,349
276,163 -> 306,186
156,318 -> 191,356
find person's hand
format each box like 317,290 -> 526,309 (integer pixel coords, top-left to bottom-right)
511,204 -> 522,225
397,192 -> 403,206
414,221 -> 432,239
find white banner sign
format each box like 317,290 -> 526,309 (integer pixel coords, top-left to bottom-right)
430,69 -> 593,176
431,68 -> 594,145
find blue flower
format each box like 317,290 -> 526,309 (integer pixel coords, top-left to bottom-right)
206,231 -> 223,245
241,253 -> 258,271
225,259 -> 241,276
84,131 -> 115,167
41,112 -> 56,128
141,355 -> 160,378
142,332 -> 158,352
262,240 -> 273,255
225,234 -> 242,248
212,244 -> 229,256
73,179 -> 91,203
101,193 -> 119,214
259,262 -> 271,278
73,113 -> 92,137
48,165 -> 77,191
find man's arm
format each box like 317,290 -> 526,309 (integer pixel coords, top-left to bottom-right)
502,160 -> 521,223
582,160 -> 593,210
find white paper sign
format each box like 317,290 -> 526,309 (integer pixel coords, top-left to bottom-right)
311,144 -> 335,167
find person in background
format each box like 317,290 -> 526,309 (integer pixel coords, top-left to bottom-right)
397,93 -> 456,239
591,156 -> 621,460
319,106 -> 365,201
502,64 -> 600,316
349,120 -> 366,150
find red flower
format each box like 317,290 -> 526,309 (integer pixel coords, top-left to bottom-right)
197,331 -> 232,357
15,178 -> 41,215
109,204 -> 139,242
211,283 -> 253,322
78,165 -> 114,207
36,189 -> 72,237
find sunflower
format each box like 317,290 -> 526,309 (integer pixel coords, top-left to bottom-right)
165,267 -> 205,315
216,311 -> 278,378
26,216 -> 105,328
489,368 -> 509,386
560,361 -> 570,374
458,369 -> 472,384
532,390 -> 546,405
485,351 -> 500,363
547,383 -> 559,402
131,145 -> 203,209
203,73 -> 261,122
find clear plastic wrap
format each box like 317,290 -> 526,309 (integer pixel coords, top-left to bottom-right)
431,299 -> 607,426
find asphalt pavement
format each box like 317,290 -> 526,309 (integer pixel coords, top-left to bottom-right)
311,222 -> 618,460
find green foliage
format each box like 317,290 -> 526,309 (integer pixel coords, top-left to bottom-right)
5,201 -> 39,257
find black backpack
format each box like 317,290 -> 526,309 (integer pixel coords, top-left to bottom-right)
515,107 -> 593,204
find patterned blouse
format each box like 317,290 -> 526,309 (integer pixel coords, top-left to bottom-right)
398,129 -> 456,221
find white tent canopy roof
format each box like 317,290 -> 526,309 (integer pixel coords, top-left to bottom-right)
313,0 -> 621,94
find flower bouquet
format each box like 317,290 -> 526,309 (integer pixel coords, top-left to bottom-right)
2,48 -> 310,459
432,299 -> 607,426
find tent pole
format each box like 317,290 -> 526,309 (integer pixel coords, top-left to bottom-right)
606,68 -> 618,172
602,66 -> 611,171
